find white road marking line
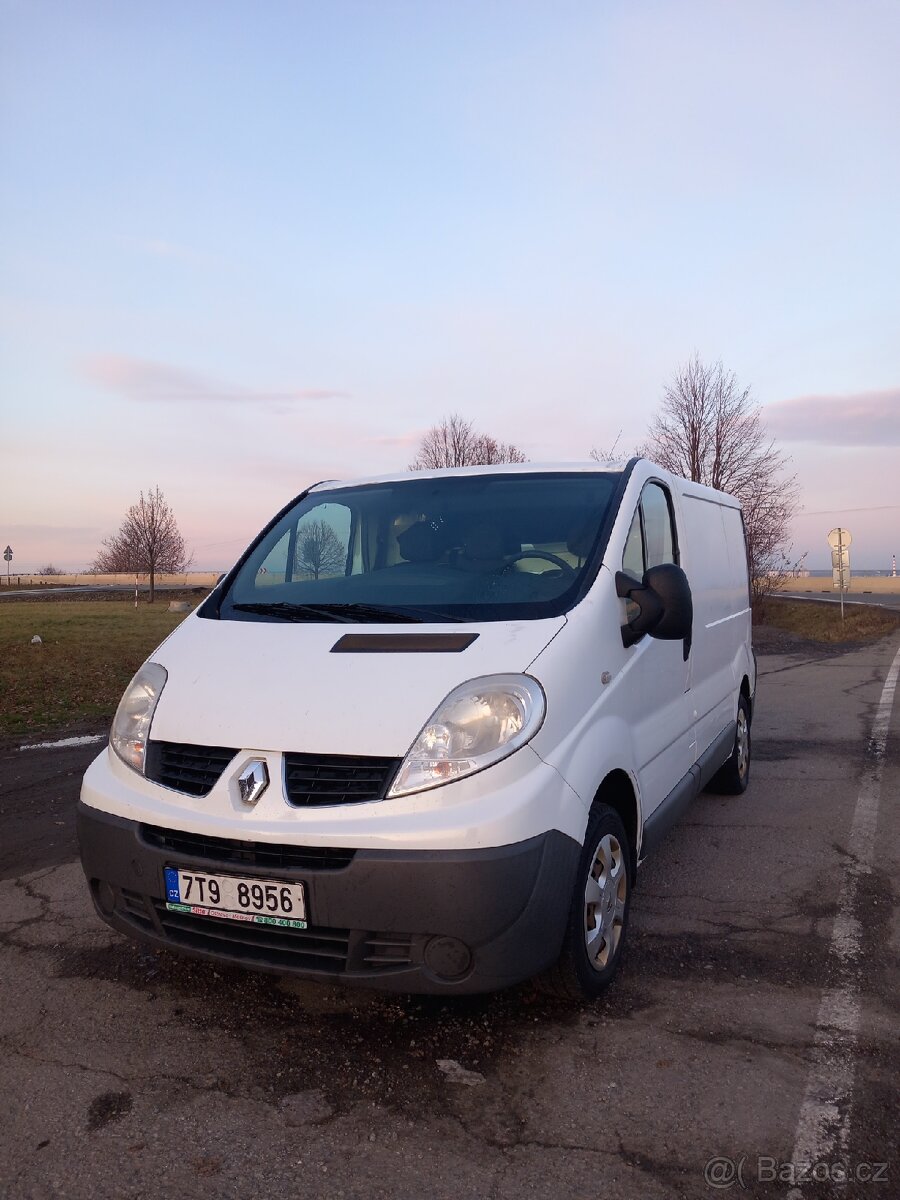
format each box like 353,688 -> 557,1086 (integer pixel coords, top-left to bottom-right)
19,734 -> 106,751
787,642 -> 900,1192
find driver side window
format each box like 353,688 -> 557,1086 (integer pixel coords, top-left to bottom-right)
622,483 -> 678,578
622,509 -> 644,578
621,483 -> 678,619
641,483 -> 677,568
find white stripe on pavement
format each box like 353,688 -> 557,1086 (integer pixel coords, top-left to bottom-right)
787,641 -> 900,1192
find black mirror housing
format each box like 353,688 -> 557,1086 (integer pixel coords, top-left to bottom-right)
616,564 -> 693,647
643,564 -> 692,640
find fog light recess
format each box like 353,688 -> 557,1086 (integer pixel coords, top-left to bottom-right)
423,936 -> 473,980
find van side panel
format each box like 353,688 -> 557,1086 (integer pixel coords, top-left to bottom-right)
678,491 -> 752,760
721,504 -> 751,608
721,500 -> 755,699
528,578 -> 628,821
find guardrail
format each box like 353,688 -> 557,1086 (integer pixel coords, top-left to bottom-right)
0,573 -> 221,588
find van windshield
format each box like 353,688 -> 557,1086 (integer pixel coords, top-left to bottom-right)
217,471 -> 620,624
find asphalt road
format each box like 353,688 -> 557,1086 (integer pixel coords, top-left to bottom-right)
1,636 -> 898,1199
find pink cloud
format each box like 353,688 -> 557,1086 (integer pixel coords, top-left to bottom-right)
81,354 -> 348,407
764,388 -> 900,446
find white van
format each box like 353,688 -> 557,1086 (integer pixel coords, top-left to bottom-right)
78,460 -> 754,998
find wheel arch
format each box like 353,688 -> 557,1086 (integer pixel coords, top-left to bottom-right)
740,673 -> 753,722
590,769 -> 640,874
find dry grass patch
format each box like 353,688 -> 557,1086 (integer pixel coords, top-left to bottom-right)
0,601 -> 189,736
756,597 -> 900,644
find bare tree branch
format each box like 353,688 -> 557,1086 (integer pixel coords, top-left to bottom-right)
590,431 -> 650,462
647,354 -> 801,600
409,414 -> 527,470
91,486 -> 191,602
294,520 -> 345,580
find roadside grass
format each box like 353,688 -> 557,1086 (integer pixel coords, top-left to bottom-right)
0,601 -> 189,737
755,597 -> 900,643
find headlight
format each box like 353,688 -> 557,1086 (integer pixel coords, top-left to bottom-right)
387,674 -> 545,799
110,662 -> 167,774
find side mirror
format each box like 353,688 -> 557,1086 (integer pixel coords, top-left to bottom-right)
615,564 -> 693,648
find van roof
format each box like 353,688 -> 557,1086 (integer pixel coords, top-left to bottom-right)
309,460 -> 743,510
310,460 -> 631,492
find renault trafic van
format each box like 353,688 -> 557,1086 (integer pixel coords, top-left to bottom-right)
78,460 -> 755,997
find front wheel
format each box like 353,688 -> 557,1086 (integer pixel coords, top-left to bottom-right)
537,804 -> 632,1000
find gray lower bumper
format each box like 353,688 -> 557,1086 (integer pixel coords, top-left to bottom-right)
76,803 -> 580,994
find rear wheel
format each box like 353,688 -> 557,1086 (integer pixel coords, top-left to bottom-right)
708,693 -> 751,794
538,804 -> 632,1000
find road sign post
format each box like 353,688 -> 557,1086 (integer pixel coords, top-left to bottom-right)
827,528 -> 852,623
3,545 -> 11,585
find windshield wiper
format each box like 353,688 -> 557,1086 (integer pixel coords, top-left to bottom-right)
300,602 -> 429,624
318,602 -> 473,623
231,602 -> 355,623
231,601 -> 462,624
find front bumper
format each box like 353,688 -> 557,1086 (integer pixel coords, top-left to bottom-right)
77,803 -> 580,994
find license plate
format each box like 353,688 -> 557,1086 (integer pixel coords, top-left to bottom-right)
164,867 -> 308,929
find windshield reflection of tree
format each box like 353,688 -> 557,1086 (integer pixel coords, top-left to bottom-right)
294,520 -> 345,580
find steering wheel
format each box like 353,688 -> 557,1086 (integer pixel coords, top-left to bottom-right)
500,550 -> 576,577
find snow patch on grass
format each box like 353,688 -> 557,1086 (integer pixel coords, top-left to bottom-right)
20,734 -> 106,751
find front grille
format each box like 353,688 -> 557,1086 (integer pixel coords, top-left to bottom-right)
284,752 -> 400,807
102,884 -> 420,977
140,825 -> 356,872
146,903 -> 416,974
145,741 -> 237,797
152,902 -> 353,972
143,742 -> 398,806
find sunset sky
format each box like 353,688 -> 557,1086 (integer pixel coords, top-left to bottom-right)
1,1 -> 898,572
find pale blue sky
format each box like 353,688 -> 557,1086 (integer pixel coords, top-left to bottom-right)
1,0 -> 898,570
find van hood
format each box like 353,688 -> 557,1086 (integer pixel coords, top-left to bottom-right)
148,614 -> 565,757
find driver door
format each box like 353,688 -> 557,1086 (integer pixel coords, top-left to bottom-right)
618,482 -> 696,821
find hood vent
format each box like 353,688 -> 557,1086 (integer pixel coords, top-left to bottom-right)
331,632 -> 478,653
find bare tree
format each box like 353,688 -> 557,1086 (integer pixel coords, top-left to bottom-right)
647,354 -> 801,601
295,520 -> 345,580
589,431 -> 650,463
91,486 -> 190,602
409,413 -> 527,470
37,564 -> 65,576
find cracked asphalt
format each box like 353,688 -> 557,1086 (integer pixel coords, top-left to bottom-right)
1,635 -> 898,1199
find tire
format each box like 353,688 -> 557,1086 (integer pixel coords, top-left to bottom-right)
708,693 -> 751,795
537,803 -> 633,1001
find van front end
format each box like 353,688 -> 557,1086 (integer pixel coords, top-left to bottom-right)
77,728 -> 584,995
77,464 -> 643,996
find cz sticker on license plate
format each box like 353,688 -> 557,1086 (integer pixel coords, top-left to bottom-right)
164,867 -> 308,929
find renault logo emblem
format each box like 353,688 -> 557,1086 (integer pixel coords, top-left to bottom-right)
237,759 -> 269,806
